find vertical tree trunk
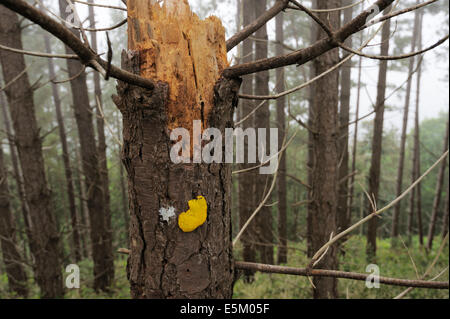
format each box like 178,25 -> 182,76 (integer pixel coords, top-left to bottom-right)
117,116 -> 129,235
58,0 -> 114,291
413,13 -> 424,247
366,9 -> 391,260
441,183 -> 449,239
426,119 -> 449,252
0,143 -> 28,297
391,1 -> 420,246
308,0 -> 340,299
87,0 -> 114,266
348,32 -> 363,230
116,0 -> 238,298
337,0 -> 353,236
0,91 -> 34,261
275,11 -> 287,265
306,0 -> 317,259
0,6 -> 63,298
239,0 -> 257,278
254,0 -> 273,265
43,32 -> 81,262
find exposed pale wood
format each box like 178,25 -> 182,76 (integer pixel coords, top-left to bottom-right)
128,0 -> 228,134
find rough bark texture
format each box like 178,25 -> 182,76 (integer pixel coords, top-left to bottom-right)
366,9 -> 391,261
254,0 -> 273,265
275,11 -> 287,265
308,0 -> 340,299
391,1 -> 420,245
117,0 -> 239,298
58,0 -> 114,291
0,144 -> 28,297
0,6 -> 63,298
238,0 -> 257,278
43,32 -> 81,262
427,120 -> 449,252
337,0 -> 352,236
88,0 -> 114,265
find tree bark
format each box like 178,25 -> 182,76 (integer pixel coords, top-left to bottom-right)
0,6 -> 63,298
116,0 -> 238,298
238,0 -> 257,278
391,1 -> 420,246
58,0 -> 114,291
337,0 -> 353,236
426,119 -> 449,252
366,8 -> 391,261
308,0 -> 341,299
275,11 -> 287,265
0,137 -> 28,297
43,32 -> 81,262
254,0 -> 273,265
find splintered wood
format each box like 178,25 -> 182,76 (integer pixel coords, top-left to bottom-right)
127,0 -> 229,133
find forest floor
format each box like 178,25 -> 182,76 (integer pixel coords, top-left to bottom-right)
1,235 -> 448,299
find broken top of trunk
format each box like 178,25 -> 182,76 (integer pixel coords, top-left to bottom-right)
127,0 -> 229,133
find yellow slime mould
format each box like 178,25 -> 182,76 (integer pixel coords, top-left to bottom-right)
178,196 -> 208,232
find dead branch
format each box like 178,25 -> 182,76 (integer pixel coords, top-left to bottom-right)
234,261 -> 449,289
226,0 -> 289,52
0,0 -> 155,90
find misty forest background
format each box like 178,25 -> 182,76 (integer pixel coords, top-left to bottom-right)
0,0 -> 449,298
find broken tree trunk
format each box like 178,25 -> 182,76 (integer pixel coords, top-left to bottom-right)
114,0 -> 239,298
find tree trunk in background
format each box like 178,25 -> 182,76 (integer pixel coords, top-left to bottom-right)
366,9 -> 391,261
43,33 -> 81,262
254,0 -> 273,265
391,1 -> 420,246
87,0 -> 114,265
337,0 -> 352,237
239,0 -> 257,278
116,1 -> 238,298
275,11 -> 287,265
426,119 -> 449,252
308,0 -> 340,299
116,116 -> 129,237
0,145 -> 28,297
413,13 -> 424,247
348,32 -> 363,230
58,0 -> 114,291
442,183 -> 449,238
306,0 -> 318,259
0,91 -> 34,261
0,6 -> 63,298
73,133 -> 91,259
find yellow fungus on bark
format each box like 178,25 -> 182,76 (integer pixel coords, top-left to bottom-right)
178,196 -> 208,232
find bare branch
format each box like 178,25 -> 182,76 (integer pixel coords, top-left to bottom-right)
73,0 -> 127,11
226,0 -> 289,52
234,261 -> 449,289
0,0 -> 155,90
0,43 -> 78,60
338,35 -> 449,61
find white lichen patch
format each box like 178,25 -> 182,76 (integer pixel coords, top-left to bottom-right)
159,206 -> 176,222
